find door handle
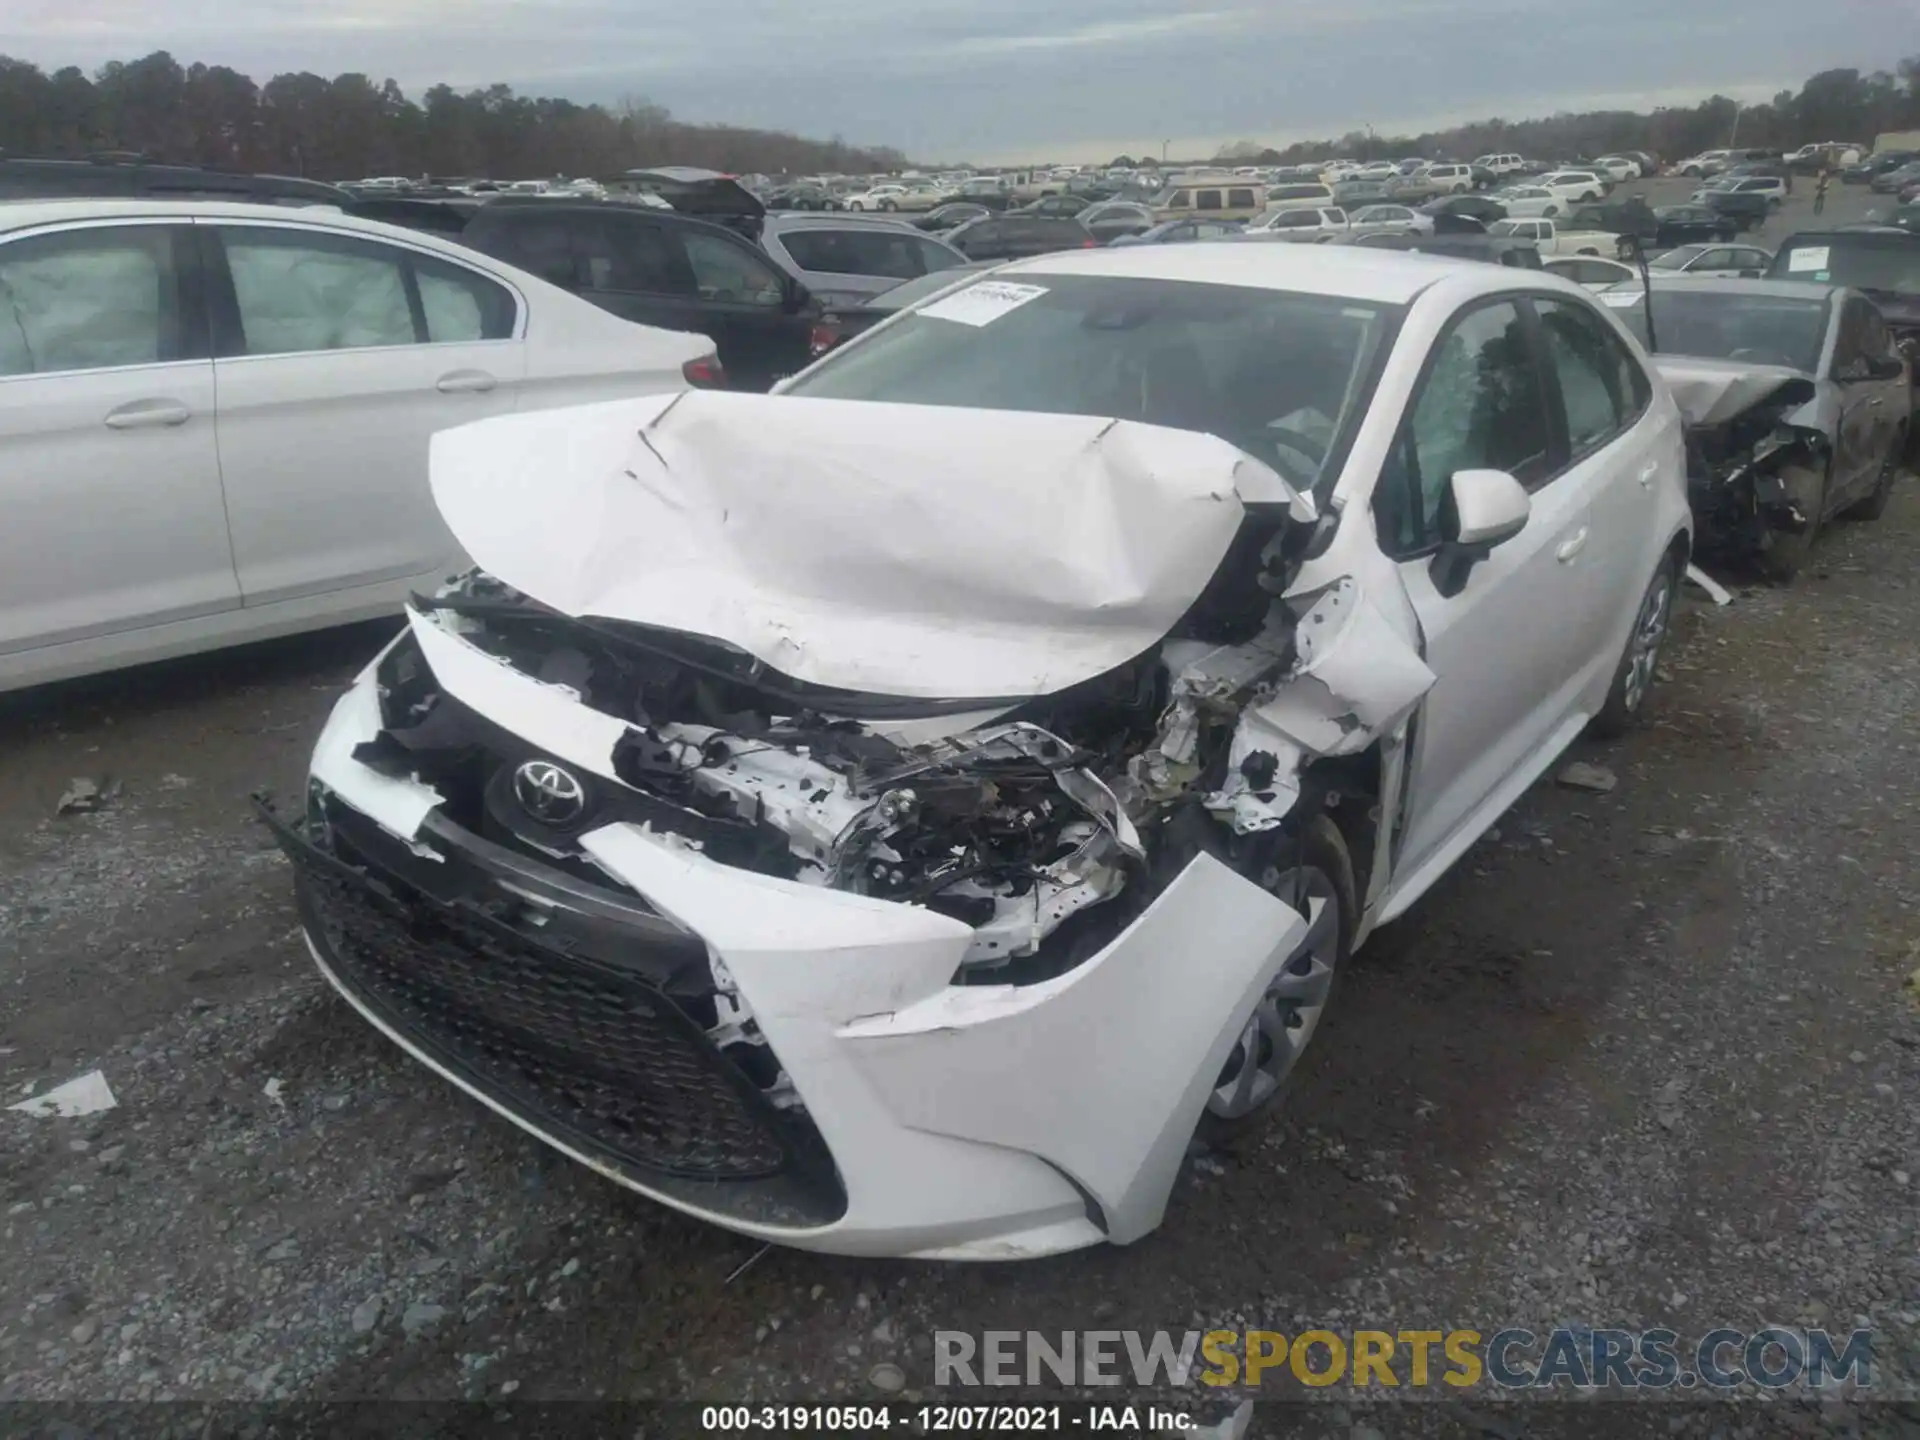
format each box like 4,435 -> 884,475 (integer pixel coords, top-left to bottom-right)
1867,396 -> 1884,407
103,399 -> 191,430
436,370 -> 498,394
1636,461 -> 1659,488
1556,527 -> 1590,562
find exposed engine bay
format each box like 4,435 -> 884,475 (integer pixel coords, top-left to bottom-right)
352,554 -> 1381,983
1653,356 -> 1826,563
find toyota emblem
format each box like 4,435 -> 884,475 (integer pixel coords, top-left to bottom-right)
512,759 -> 587,826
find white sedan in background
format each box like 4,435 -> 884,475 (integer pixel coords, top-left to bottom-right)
1348,203 -> 1430,235
1494,185 -> 1571,218
0,199 -> 714,692
1538,170 -> 1609,204
283,244 -> 1692,1259
1591,156 -> 1641,182
846,184 -> 946,212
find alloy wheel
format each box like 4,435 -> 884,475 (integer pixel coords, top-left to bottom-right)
1621,569 -> 1673,714
1207,867 -> 1339,1120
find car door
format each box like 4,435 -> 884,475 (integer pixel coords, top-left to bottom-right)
1828,297 -> 1883,504
206,220 -> 525,607
677,226 -> 812,391
0,220 -> 237,658
1371,297 -> 1607,888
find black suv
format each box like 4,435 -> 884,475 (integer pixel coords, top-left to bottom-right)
0,153 -> 350,205
372,198 -> 822,392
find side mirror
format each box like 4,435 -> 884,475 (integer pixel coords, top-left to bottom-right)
784,280 -> 814,314
1431,468 -> 1531,597
1868,355 -> 1908,382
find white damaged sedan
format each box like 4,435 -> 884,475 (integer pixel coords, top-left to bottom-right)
264,246 -> 1693,1259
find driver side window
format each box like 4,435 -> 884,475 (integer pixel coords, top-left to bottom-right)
682,232 -> 785,305
1374,300 -> 1553,556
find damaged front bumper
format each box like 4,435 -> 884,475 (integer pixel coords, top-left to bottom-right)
275,615 -> 1322,1259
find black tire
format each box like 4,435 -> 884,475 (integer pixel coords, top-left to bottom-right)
1591,552 -> 1681,738
1545,205 -> 1559,217
1757,461 -> 1828,582
1197,814 -> 1356,1146
879,199 -> 897,212
1841,432 -> 1904,522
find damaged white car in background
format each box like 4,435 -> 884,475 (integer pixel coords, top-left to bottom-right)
263,248 -> 1693,1259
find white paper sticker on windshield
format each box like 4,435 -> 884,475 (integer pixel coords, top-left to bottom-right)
1786,245 -> 1829,273
919,281 -> 1050,327
1599,290 -> 1642,307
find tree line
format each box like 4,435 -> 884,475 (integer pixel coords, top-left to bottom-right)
1201,61 -> 1920,169
0,52 -> 909,181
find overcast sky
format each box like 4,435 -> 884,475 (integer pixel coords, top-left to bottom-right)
4,0 -> 1912,162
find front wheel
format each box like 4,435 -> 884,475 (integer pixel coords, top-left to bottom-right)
879,199 -> 897,211
1757,461 -> 1828,582
1592,554 -> 1679,737
1545,205 -> 1560,217
1842,433 -> 1905,521
848,200 -> 865,210
1197,815 -> 1355,1145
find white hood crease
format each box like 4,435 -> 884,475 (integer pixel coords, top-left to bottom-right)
429,390 -> 1310,701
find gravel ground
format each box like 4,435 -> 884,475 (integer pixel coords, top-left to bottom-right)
1,179 -> 1916,1437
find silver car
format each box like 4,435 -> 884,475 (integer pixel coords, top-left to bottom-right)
1236,205 -> 1351,243
757,214 -> 969,308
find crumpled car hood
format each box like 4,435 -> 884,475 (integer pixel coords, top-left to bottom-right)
429,391 -> 1308,702
1651,355 -> 1817,427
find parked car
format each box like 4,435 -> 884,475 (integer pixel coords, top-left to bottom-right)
765,184 -> 845,212
1544,255 -> 1639,290
755,214 -> 968,310
1332,178 -> 1395,206
1537,171 -> 1609,204
1691,175 -> 1786,207
1648,205 -> 1741,246
1676,151 -> 1734,178
1843,152 -> 1916,185
0,154 -> 350,206
845,183 -> 945,213
1597,278 -> 1909,576
273,242 -> 1691,1258
1344,232 -> 1546,268
912,202 -> 990,233
1237,206 -> 1350,243
1348,203 -> 1429,236
1012,193 -> 1094,219
1648,242 -> 1774,277
1488,217 -> 1628,258
1078,201 -> 1156,242
1471,153 -> 1527,178
1871,162 -> 1920,196
1150,179 -> 1270,222
1423,194 -> 1509,225
1701,189 -> 1774,232
1590,156 -> 1640,182
1493,185 -> 1570,219
1767,229 -> 1920,372
1265,182 -> 1336,206
1108,218 -> 1246,247
610,168 -> 767,239
0,198 -> 717,692
940,214 -> 1100,261
374,197 -> 821,392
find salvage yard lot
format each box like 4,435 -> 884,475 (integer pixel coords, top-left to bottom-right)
2,178 -> 1917,1423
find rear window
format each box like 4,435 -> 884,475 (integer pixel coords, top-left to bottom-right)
1770,237 -> 1920,293
785,272 -> 1401,495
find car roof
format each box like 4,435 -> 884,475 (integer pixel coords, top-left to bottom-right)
762,212 -> 927,232
998,237 -> 1487,303
0,197 -> 502,257
1632,276 -> 1839,300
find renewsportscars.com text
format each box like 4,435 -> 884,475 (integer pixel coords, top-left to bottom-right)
934,1328 -> 1873,1391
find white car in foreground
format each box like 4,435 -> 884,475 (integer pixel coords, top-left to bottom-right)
0,199 -> 714,693
1494,185 -> 1570,217
273,245 -> 1692,1259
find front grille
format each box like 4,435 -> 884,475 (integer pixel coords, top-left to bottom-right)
261,801 -> 843,1221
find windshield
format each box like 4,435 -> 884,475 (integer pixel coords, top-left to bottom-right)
785,273 -> 1401,494
1606,290 -> 1830,372
1772,239 -> 1920,295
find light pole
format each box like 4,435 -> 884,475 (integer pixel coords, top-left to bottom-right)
1365,123 -> 1374,161
1727,101 -> 1743,148
1162,138 -> 1170,165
